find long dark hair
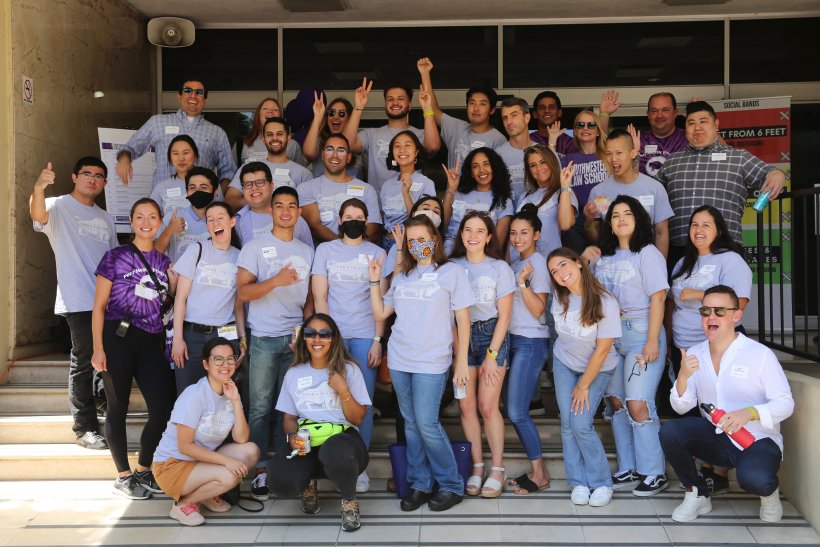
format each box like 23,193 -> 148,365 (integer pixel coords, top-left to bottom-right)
292,313 -> 355,377
598,195 -> 654,256
449,210 -> 504,260
457,147 -> 512,212
386,129 -> 426,172
547,247 -> 611,327
671,205 -> 745,281
399,215 -> 449,274
204,201 -> 242,250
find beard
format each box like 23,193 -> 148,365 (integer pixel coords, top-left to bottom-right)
385,105 -> 410,120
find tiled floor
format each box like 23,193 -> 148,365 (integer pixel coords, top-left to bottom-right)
1,479 -> 819,546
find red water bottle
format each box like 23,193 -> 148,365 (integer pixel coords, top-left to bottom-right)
700,403 -> 755,449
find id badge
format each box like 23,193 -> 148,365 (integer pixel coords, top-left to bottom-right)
135,283 -> 159,300
217,324 -> 239,340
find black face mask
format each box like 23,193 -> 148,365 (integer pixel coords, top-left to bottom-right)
187,190 -> 215,209
339,219 -> 366,239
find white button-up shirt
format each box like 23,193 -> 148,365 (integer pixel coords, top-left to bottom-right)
670,333 -> 794,454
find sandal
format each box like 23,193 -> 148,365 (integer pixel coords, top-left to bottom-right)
511,474 -> 551,495
480,466 -> 506,498
465,463 -> 485,496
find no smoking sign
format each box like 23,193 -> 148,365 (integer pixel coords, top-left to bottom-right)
22,76 -> 33,105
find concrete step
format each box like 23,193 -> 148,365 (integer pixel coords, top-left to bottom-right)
4,354 -> 70,385
0,385 -> 147,414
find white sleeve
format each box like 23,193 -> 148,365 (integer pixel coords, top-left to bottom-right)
755,349 -> 795,430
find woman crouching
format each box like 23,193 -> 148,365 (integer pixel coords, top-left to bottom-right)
153,337 -> 259,526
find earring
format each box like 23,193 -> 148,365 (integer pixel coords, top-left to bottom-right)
391,160 -> 397,166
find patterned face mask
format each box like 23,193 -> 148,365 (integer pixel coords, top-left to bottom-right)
407,238 -> 436,262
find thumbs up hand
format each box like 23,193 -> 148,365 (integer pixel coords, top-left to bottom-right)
35,162 -> 56,190
680,349 -> 700,379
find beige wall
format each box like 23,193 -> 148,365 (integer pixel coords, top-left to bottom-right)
8,0 -> 154,356
1,1 -> 13,365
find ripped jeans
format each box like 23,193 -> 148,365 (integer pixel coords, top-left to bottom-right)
604,319 -> 667,477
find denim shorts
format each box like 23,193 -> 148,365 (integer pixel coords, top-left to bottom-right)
467,317 -> 510,367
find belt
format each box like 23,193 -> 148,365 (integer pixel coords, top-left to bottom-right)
183,321 -> 220,334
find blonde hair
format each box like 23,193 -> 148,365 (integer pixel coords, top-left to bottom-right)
572,109 -> 607,164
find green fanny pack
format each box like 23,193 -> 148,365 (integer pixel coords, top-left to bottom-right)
297,419 -> 350,447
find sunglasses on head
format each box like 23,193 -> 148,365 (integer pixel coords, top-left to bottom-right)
575,121 -> 597,129
327,109 -> 347,118
181,87 -> 206,97
303,327 -> 333,340
698,306 -> 739,317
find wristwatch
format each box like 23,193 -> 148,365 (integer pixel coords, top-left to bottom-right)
486,348 -> 499,360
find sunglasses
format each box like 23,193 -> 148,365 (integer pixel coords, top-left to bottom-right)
303,328 -> 333,340
627,359 -> 646,383
327,109 -> 347,118
575,121 -> 597,129
181,87 -> 206,97
698,306 -> 739,317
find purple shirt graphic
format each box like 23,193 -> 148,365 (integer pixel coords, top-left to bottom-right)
560,152 -> 608,207
639,127 -> 687,179
95,245 -> 171,334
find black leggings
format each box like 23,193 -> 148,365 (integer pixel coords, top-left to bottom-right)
269,427 -> 368,500
101,320 -> 176,473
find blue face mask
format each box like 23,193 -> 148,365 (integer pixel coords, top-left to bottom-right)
407,238 -> 436,262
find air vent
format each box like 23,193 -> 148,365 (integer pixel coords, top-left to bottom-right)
280,0 -> 349,12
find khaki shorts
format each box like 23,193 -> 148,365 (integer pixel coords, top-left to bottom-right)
153,458 -> 198,502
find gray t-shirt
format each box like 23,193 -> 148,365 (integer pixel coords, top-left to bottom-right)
510,253 -> 550,338
383,243 -> 399,277
236,232 -> 314,337
311,239 -> 386,339
494,141 -> 529,203
154,376 -> 236,463
358,125 -> 425,192
297,176 -> 382,235
34,194 -> 118,313
384,261 -> 475,374
441,113 -> 507,169
234,206 -> 313,248
452,257 -> 516,322
229,158 -> 313,194
587,173 -> 674,225
671,251 -> 752,349
591,246 -> 669,320
149,177 -> 224,219
379,171 -> 437,232
276,362 -> 371,427
161,206 -> 211,263
552,292 -> 622,373
446,190 -> 514,240
513,187 -> 578,263
172,240 -> 240,327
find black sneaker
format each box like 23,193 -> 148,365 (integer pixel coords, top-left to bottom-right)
301,479 -> 321,514
340,498 -> 361,532
633,474 -> 669,497
528,400 -> 547,417
133,469 -> 163,493
251,472 -> 270,501
113,474 -> 151,500
612,469 -> 640,490
76,431 -> 107,450
702,468 -> 730,495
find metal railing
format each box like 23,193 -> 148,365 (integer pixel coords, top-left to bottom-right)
754,186 -> 820,362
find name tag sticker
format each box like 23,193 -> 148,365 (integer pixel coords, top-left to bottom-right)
262,246 -> 277,260
472,141 -> 485,149
422,272 -> 438,281
638,195 -> 655,207
217,324 -> 238,340
166,187 -> 182,197
410,182 -> 423,192
346,185 -> 365,197
320,210 -> 334,222
274,168 -> 290,176
644,144 -> 658,154
165,125 -> 180,135
297,376 -> 312,390
730,365 -> 749,379
359,253 -> 373,265
135,283 -> 159,300
700,264 -> 716,274
711,152 -> 727,161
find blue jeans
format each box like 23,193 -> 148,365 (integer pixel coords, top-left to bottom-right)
505,335 -> 549,460
531,295 -> 556,401
660,416 -> 782,497
344,337 -> 377,447
390,369 -> 463,495
553,356 -> 613,489
249,334 -> 293,468
467,317 -> 509,367
604,319 -> 667,477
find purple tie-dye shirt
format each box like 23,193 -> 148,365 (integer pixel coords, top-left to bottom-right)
639,127 -> 687,179
95,245 -> 171,334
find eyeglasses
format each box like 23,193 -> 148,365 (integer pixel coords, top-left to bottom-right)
323,145 -> 349,156
303,328 -> 333,340
241,178 -> 270,189
209,355 -> 238,366
628,359 -> 647,382
698,306 -> 739,317
575,121 -> 598,129
77,171 -> 106,182
181,87 -> 206,97
327,109 -> 347,118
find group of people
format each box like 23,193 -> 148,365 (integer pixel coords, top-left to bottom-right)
30,57 -> 794,533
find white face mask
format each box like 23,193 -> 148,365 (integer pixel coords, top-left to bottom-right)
413,209 -> 442,228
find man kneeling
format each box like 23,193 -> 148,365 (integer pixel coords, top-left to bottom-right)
660,285 -> 793,523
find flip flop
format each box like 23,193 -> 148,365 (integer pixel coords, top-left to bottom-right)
512,474 -> 551,495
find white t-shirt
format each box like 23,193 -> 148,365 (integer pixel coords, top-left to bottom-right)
33,194 -> 118,313
297,176 -> 382,235
172,240 -> 240,327
452,256 -> 516,322
591,245 -> 669,321
276,362 -> 371,427
552,292 -> 622,373
510,253 -> 550,338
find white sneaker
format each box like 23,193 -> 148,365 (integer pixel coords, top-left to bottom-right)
356,471 -> 370,493
589,486 -> 613,507
442,399 -> 460,417
759,488 -> 783,522
671,486 -> 713,522
570,485 -> 591,505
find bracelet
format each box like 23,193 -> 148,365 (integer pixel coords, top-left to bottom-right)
373,336 -> 382,343
446,190 -> 456,197
423,110 -> 435,118
239,338 -> 248,351
486,348 -> 499,360
354,107 -> 364,111
559,187 -> 572,193
598,112 -> 610,119
548,143 -> 556,149
747,406 -> 760,420
369,280 -> 380,286
341,391 -> 352,402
